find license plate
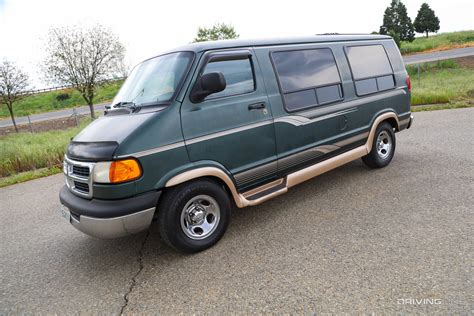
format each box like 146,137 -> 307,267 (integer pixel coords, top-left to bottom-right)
60,204 -> 71,222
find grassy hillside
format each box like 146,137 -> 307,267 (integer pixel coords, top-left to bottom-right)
0,80 -> 123,118
400,30 -> 474,55
407,58 -> 474,106
0,119 -> 91,178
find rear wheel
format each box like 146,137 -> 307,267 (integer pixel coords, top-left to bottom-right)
362,122 -> 396,169
158,179 -> 231,253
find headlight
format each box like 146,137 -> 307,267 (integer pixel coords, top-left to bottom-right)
94,161 -> 112,183
93,159 -> 141,184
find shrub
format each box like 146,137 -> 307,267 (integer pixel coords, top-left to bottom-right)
56,93 -> 70,101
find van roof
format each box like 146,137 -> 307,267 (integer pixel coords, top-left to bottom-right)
164,34 -> 392,55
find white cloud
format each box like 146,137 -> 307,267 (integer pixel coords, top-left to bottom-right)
0,0 -> 473,88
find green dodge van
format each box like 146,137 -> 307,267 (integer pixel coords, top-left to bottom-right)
60,35 -> 413,252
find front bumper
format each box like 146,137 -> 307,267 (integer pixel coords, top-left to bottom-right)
59,186 -> 161,239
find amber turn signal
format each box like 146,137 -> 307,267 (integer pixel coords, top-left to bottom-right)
109,159 -> 141,183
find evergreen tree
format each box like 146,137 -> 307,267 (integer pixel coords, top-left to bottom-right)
380,0 -> 415,43
414,3 -> 440,37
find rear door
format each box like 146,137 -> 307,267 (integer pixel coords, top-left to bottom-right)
255,44 -> 363,176
181,49 -> 277,191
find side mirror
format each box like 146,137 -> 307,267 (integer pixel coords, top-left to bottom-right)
190,72 -> 226,102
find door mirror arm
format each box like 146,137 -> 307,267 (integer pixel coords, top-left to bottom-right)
190,72 -> 226,103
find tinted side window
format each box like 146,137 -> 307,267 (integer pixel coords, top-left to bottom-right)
272,48 -> 342,112
346,45 -> 395,96
203,58 -> 255,99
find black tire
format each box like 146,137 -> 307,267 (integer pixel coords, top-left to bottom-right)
157,179 -> 231,253
362,122 -> 396,169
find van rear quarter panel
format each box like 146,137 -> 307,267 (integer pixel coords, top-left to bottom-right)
257,40 -> 408,148
254,39 -> 409,177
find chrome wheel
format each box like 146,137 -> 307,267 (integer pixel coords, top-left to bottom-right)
376,130 -> 393,159
180,195 -> 220,240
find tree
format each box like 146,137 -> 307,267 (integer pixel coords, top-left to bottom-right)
414,3 -> 440,38
44,24 -> 125,118
116,58 -> 131,79
388,30 -> 401,48
0,60 -> 29,132
193,23 -> 239,42
380,0 -> 415,43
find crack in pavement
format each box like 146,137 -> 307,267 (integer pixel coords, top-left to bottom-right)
119,229 -> 151,315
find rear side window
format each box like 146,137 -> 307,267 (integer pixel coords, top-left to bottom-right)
202,58 -> 255,99
345,45 -> 395,96
272,48 -> 342,112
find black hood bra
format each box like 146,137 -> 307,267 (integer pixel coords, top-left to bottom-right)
67,141 -> 119,162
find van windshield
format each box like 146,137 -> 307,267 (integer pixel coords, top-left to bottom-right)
112,52 -> 193,108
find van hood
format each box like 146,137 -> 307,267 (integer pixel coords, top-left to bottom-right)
67,112 -> 156,161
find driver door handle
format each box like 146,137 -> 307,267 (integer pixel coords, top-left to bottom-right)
248,102 -> 266,110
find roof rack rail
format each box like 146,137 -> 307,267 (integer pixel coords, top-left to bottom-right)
317,33 -> 371,35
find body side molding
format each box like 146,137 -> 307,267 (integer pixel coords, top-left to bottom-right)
165,112 -> 400,208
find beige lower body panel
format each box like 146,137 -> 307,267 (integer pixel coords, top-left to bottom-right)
286,146 -> 368,188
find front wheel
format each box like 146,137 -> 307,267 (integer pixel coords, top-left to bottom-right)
362,122 -> 396,169
158,179 -> 231,253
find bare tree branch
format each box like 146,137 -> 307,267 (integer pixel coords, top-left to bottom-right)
43,24 -> 125,118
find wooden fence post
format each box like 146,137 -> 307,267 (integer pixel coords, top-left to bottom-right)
417,64 -> 421,86
27,115 -> 34,133
73,108 -> 79,127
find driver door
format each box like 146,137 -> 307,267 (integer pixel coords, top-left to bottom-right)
181,49 -> 277,191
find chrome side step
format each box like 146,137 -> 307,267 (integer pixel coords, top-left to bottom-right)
242,178 -> 287,201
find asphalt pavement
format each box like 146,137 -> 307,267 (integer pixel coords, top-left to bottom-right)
0,47 -> 473,128
0,108 -> 473,314
403,46 -> 474,65
0,103 -> 108,128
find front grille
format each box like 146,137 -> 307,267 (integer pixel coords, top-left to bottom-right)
64,156 -> 95,198
74,181 -> 89,193
72,165 -> 90,177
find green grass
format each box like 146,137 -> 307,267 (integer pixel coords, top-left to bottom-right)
0,80 -> 123,118
411,103 -> 473,112
400,30 -> 474,55
408,59 -> 474,105
0,119 -> 91,178
0,166 -> 62,188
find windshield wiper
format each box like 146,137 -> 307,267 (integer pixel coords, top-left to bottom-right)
111,101 -> 138,111
108,88 -> 145,112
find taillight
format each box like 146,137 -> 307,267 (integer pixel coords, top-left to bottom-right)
406,75 -> 411,91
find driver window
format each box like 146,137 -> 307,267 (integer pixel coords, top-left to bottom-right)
202,58 -> 255,100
